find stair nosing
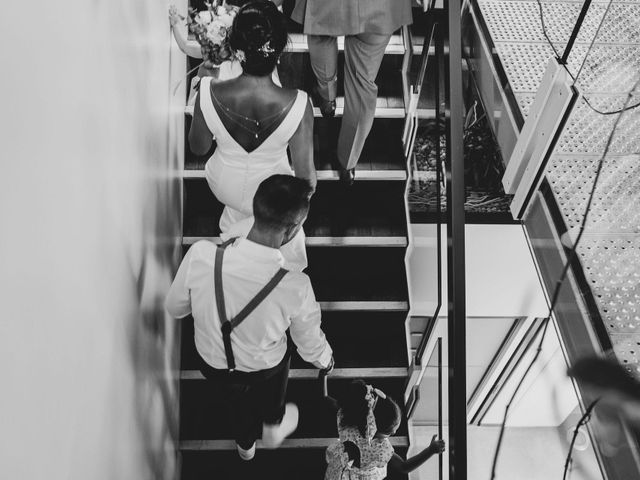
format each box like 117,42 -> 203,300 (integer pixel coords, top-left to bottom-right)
318,301 -> 408,311
185,102 -> 416,119
182,236 -> 407,247
180,436 -> 409,450
316,170 -> 407,181
182,170 -> 407,180
286,33 -> 406,55
180,367 -> 409,381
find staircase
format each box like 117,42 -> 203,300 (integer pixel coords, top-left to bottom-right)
177,6 -> 422,480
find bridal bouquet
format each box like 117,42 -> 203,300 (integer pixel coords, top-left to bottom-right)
187,1 -> 240,66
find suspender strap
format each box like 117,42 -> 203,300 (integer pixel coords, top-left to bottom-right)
214,240 -> 235,370
214,238 -> 288,372
229,268 -> 288,329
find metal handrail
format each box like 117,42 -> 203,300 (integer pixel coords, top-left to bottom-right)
415,20 -> 443,367
437,337 -> 443,480
403,11 -> 443,420
403,14 -> 437,158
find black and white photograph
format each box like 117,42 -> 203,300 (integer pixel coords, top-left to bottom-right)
1,0 -> 639,479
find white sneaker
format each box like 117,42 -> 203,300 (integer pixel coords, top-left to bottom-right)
236,442 -> 256,461
261,403 -> 299,449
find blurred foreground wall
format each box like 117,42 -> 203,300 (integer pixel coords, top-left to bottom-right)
0,0 -> 184,478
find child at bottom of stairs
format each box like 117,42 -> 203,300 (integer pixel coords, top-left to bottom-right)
324,380 -> 445,480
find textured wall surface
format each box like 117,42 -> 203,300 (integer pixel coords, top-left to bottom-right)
0,0 -> 184,478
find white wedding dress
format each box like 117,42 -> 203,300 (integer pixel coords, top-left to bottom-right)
188,60 -> 281,106
198,76 -> 309,270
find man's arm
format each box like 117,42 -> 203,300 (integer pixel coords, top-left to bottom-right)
165,247 -> 194,319
289,276 -> 333,369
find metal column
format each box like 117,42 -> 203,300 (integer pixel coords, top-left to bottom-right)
445,0 -> 467,476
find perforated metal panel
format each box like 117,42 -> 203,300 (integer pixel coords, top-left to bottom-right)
514,93 -> 536,118
577,236 -> 640,373
493,42 -> 587,92
572,45 -> 640,94
556,96 -> 640,154
478,1 -> 609,43
610,334 -> 640,375
477,0 -> 640,369
547,154 -> 640,233
478,1 -> 640,45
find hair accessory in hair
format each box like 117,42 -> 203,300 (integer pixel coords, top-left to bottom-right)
235,49 -> 246,63
363,384 -> 387,443
258,39 -> 275,57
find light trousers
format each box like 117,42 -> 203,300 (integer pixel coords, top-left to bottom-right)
308,32 -> 392,169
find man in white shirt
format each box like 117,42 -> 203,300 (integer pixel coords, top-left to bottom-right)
165,175 -> 334,460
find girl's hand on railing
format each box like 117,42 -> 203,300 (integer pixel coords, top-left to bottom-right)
427,435 -> 446,455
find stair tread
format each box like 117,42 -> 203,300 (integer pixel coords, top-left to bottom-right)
180,377 -> 408,440
183,180 -> 408,238
286,32 -> 406,55
181,367 -> 409,380
312,118 -> 406,172
180,311 -> 409,371
184,117 -> 406,172
180,4 -> 413,476
183,236 -> 408,247
277,51 -> 404,100
180,448 -> 408,480
180,437 -> 409,449
306,247 -> 408,302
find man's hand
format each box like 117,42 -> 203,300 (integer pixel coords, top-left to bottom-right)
313,356 -> 335,373
427,435 -> 446,455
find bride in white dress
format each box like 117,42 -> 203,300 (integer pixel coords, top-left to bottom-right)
169,3 -> 282,106
188,1 -> 315,271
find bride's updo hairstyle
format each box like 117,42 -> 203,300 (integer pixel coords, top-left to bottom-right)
229,1 -> 288,77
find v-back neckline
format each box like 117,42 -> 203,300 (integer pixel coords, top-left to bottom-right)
208,81 -> 301,155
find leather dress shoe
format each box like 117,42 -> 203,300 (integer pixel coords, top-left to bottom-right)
339,168 -> 355,186
313,87 -> 336,118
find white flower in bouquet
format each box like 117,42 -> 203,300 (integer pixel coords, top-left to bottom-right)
196,10 -> 213,24
219,13 -> 234,27
216,6 -> 227,15
206,20 -> 226,44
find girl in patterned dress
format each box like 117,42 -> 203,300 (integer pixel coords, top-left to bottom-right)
324,380 -> 445,480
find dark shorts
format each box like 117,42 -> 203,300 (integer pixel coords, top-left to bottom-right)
197,353 -> 291,449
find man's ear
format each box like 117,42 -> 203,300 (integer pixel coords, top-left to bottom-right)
281,224 -> 297,246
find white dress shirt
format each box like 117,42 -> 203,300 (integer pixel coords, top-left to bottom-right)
220,217 -> 308,272
165,238 -> 332,372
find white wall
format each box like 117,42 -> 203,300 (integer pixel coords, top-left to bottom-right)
411,425 -> 601,480
0,1 -> 184,479
409,224 -> 548,318
408,223 -> 577,427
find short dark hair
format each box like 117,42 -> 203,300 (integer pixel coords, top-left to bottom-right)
374,396 -> 402,436
253,175 -> 312,230
229,1 -> 288,76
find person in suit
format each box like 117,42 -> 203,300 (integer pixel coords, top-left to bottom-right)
291,0 -> 413,184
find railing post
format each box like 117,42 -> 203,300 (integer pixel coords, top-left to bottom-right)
560,0 -> 592,64
445,0 -> 467,476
